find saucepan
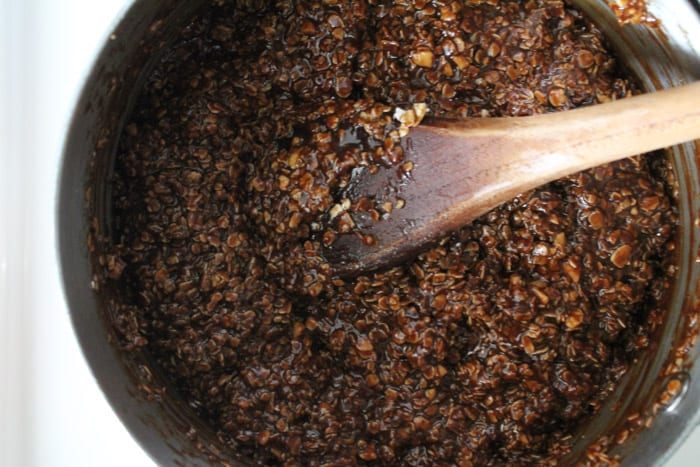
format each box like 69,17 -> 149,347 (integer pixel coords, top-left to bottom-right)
58,0 -> 700,464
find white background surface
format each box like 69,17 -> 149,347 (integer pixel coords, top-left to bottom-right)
0,0 -> 698,466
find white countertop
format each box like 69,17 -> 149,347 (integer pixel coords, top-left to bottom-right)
1,1 -> 698,465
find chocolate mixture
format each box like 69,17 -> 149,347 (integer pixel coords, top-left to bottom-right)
103,1 -> 677,465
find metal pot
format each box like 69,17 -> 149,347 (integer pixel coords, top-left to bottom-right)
58,1 -> 700,465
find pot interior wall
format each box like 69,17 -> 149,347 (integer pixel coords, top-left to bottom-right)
59,1 -> 700,465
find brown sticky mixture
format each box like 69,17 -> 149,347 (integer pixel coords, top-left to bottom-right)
604,0 -> 657,26
102,1 -> 677,465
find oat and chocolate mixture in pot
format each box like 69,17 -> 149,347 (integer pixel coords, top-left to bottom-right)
104,1 -> 677,465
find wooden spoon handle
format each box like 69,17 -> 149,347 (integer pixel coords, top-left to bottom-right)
431,80 -> 700,181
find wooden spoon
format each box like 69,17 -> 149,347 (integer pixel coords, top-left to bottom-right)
325,81 -> 700,277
